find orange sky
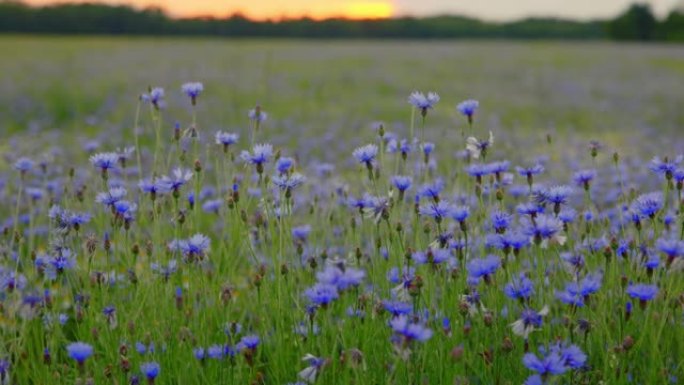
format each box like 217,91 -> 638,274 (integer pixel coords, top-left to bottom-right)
24,0 -> 679,20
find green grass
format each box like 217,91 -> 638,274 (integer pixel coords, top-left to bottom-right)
0,36 -> 683,385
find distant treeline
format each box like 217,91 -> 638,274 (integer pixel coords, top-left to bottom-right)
0,1 -> 683,41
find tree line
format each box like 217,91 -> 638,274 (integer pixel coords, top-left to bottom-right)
0,1 -> 682,41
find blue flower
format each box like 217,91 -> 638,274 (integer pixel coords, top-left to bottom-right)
451,205 -> 470,223
391,175 -> 413,193
490,210 -> 512,233
292,225 -> 312,243
504,273 -> 534,300
522,214 -> 565,246
418,201 -> 452,222
572,169 -> 597,189
140,361 -> 160,381
467,255 -> 500,282
383,300 -> 413,317
215,131 -> 239,147
466,163 -> 491,178
631,192 -> 663,219
408,91 -> 440,112
248,105 -> 268,122
182,81 -> 204,103
90,152 -> 119,171
390,315 -> 432,343
626,284 -> 658,302
545,185 -> 574,206
272,173 -> 306,192
304,283 -> 339,306
237,335 -> 260,350
273,157 -> 294,176
96,187 -> 127,207
207,345 -> 224,359
66,342 -> 93,364
457,99 -> 479,119
523,351 -> 567,376
516,164 -> 544,177
352,144 -> 378,165
160,168 -> 193,192
316,265 -> 365,291
14,157 -> 34,173
418,179 -> 444,201
241,144 -> 274,166
193,347 -> 206,360
649,155 -> 682,178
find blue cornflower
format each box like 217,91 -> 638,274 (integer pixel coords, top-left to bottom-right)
631,192 -> 663,219
488,160 -> 510,175
14,157 -> 34,173
466,163 -> 491,179
674,168 -> 684,183
241,144 -> 274,169
490,210 -> 512,233
391,175 -> 413,194
316,265 -> 365,291
202,199 -> 222,214
96,187 -> 127,208
419,201 -> 452,223
215,131 -> 239,150
421,142 -> 435,156
304,283 -> 339,307
299,354 -> 327,383
656,238 -> 683,262
408,91 -> 440,116
139,178 -> 170,198
90,152 -> 119,172
558,208 -> 577,224
556,284 -> 584,308
383,300 -> 413,317
523,350 -> 567,376
451,205 -> 470,223
66,342 -> 94,364
649,155 -> 682,179
573,169 -> 597,190
418,179 -> 444,201
504,273 -> 534,300
114,200 -> 137,221
522,214 -> 565,247
412,248 -> 450,265
140,361 -> 160,382
390,315 -> 433,343
0,358 -> 9,382
181,81 -> 203,104
516,164 -> 545,178
248,103 -> 268,122
517,202 -> 542,217
193,347 -> 206,361
545,185 -> 574,207
160,168 -> 193,193
553,343 -> 587,370
148,87 -> 165,109
292,225 -> 312,243
169,234 -> 210,261
457,99 -> 479,123
275,157 -> 295,175
272,173 -> 306,193
511,306 -> 549,338
626,284 -> 658,306
467,255 -> 501,283
207,345 -> 224,359
237,335 -> 260,350
352,144 -> 378,165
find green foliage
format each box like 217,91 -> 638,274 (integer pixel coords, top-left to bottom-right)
1,1 -> 682,40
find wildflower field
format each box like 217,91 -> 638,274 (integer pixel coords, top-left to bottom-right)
1,37 -> 684,385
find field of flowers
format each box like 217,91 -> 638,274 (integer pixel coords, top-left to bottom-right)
1,37 -> 684,384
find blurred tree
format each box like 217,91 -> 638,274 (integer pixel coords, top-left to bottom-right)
608,3 -> 657,40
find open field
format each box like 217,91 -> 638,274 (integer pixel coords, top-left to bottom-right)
0,36 -> 683,384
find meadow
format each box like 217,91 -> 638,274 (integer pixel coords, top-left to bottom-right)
0,36 -> 684,384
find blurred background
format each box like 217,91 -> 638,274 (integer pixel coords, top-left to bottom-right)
0,0 -> 683,162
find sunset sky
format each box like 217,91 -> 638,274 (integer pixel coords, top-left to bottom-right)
25,0 -> 682,20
